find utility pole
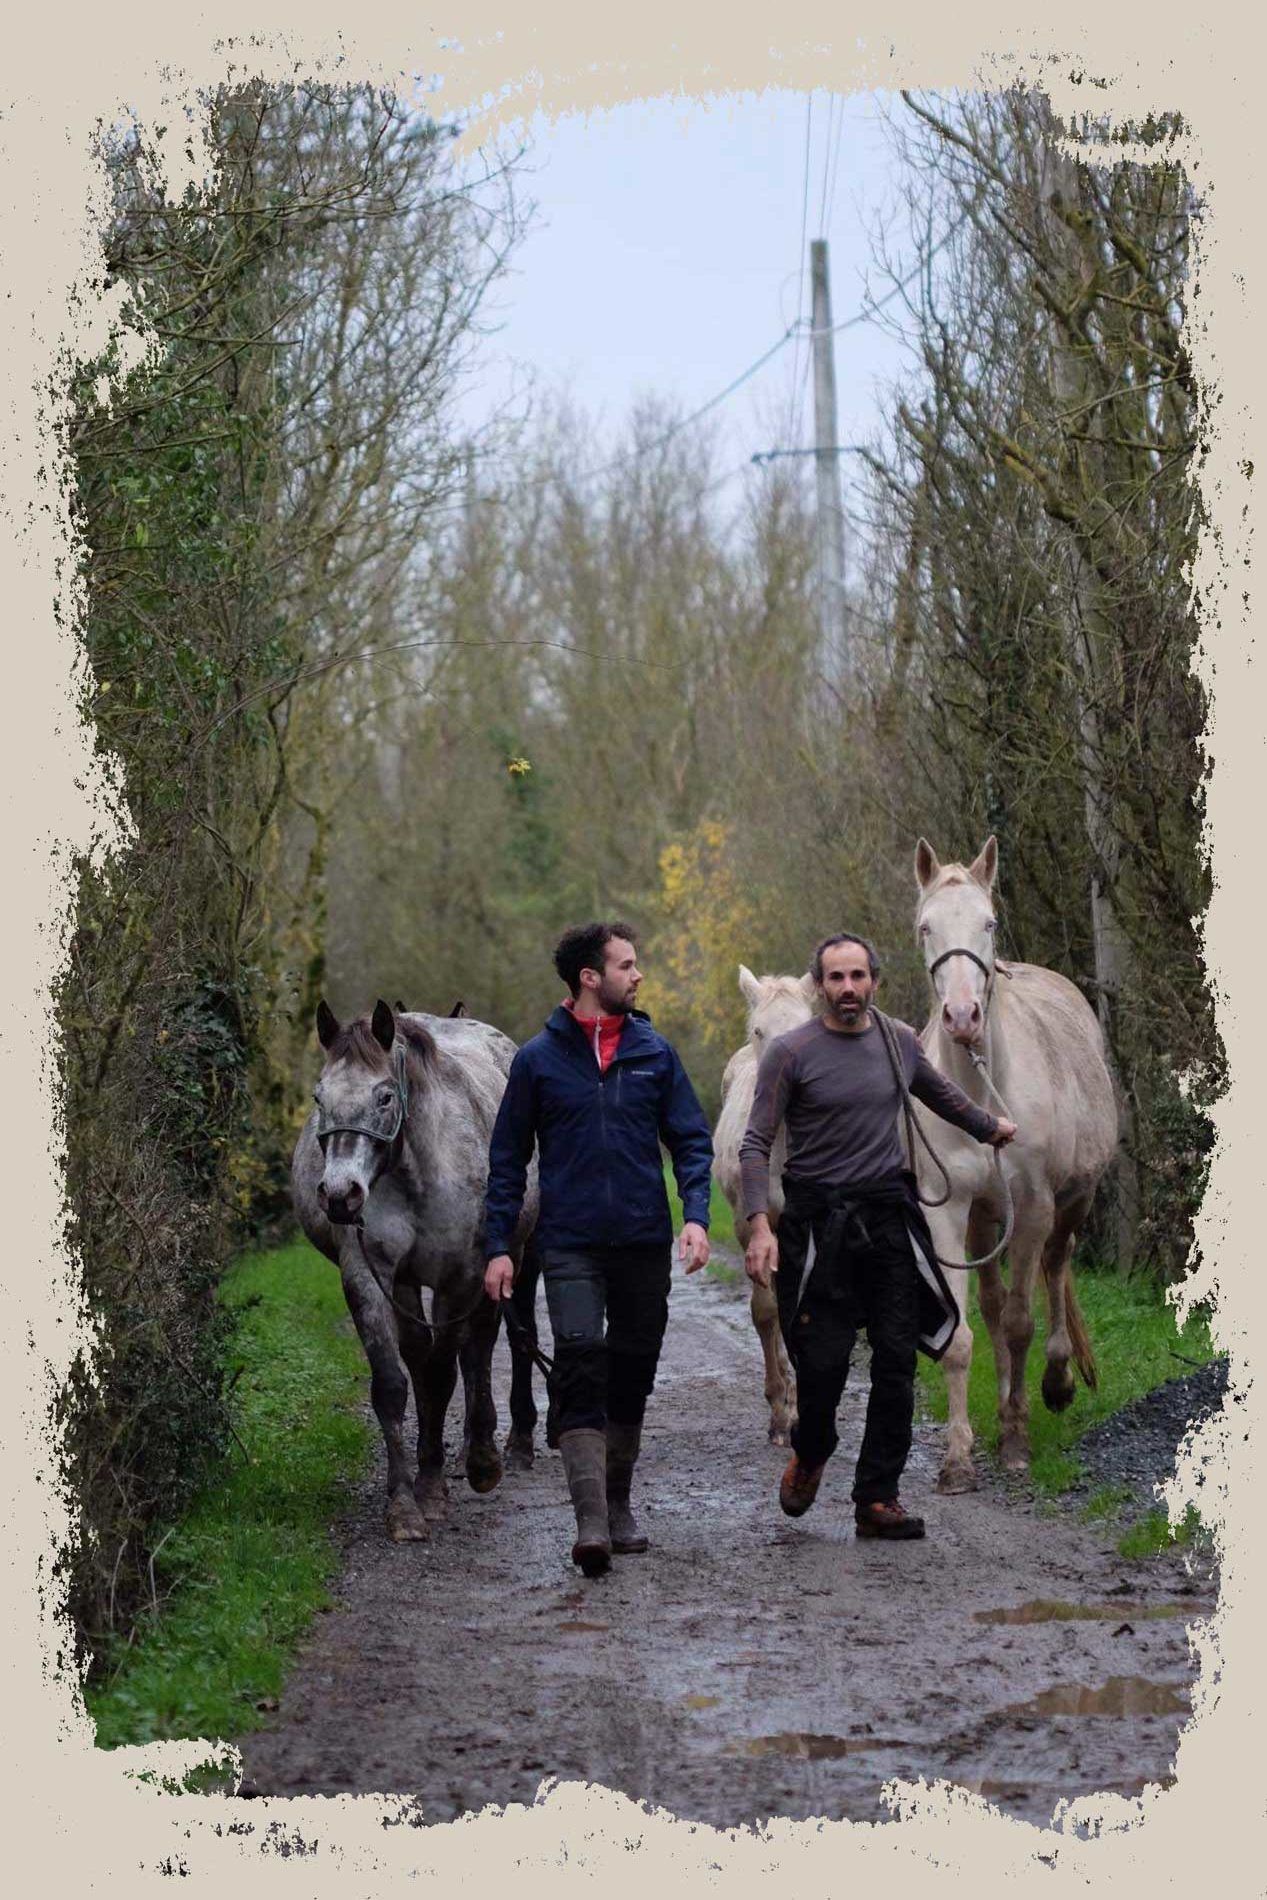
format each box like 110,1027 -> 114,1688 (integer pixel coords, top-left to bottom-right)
810,238 -> 847,676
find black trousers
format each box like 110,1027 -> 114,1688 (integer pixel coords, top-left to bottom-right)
540,1244 -> 672,1434
775,1192 -> 920,1504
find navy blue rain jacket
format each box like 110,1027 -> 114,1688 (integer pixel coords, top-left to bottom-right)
483,1005 -> 714,1257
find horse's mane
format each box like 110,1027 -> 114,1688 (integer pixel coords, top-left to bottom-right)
327,1014 -> 437,1078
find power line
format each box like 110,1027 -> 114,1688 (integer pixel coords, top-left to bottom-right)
788,93 -> 815,444
470,206 -> 975,511
823,93 -> 847,236
816,93 -> 836,237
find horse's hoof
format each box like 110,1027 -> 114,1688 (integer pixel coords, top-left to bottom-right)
414,1471 -> 449,1518
467,1450 -> 504,1494
999,1434 -> 1031,1473
767,1418 -> 791,1447
937,1463 -> 978,1495
386,1493 -> 430,1543
504,1430 -> 535,1471
1041,1366 -> 1076,1413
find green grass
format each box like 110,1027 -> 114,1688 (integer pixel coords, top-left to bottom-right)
86,1240 -> 374,1750
1117,1505 -> 1203,1560
916,1266 -> 1217,1501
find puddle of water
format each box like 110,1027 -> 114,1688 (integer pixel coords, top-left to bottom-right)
975,1599 -> 1212,1626
558,1620 -> 609,1634
681,1694 -> 720,1711
1003,1676 -> 1190,1718
729,1732 -> 903,1760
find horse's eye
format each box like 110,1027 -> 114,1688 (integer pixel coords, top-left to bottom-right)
919,923 -> 930,937
375,1086 -> 394,1105
753,1028 -> 764,1040
985,919 -> 997,933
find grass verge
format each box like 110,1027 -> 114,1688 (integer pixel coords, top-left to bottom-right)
86,1240 -> 373,1749
915,1265 -> 1215,1507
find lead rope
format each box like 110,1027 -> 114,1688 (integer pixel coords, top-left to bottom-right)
873,1007 -> 1016,1273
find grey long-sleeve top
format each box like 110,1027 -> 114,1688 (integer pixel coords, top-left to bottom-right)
738,1015 -> 998,1219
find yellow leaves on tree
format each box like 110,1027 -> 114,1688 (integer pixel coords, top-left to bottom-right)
651,818 -> 757,1052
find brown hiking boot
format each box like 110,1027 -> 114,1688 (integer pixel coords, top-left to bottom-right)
855,1498 -> 926,1540
559,1428 -> 611,1576
779,1455 -> 827,1518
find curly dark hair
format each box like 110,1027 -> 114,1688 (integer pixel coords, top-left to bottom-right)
553,920 -> 640,997
810,932 -> 882,983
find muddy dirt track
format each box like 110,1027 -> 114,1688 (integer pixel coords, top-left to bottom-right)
239,1260 -> 1213,1830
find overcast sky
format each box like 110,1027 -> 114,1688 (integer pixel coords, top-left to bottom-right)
452,89 -> 923,512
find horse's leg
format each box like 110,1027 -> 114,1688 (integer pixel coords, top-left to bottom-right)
998,1195 -> 1050,1472
505,1242 -> 540,1468
751,1279 -> 794,1445
976,1257 -> 1009,1411
413,1307 -> 460,1521
459,1288 -> 504,1495
392,1279 -> 444,1512
340,1254 -> 429,1543
926,1198 -> 975,1493
1039,1203 -> 1086,1414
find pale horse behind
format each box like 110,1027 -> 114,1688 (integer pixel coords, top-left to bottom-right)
911,837 -> 1119,1490
712,966 -> 817,1444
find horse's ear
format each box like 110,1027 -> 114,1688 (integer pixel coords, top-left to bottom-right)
316,999 -> 340,1049
914,838 -> 941,889
799,971 -> 819,1003
371,999 -> 396,1052
738,965 -> 761,1007
968,836 -> 998,891
450,999 -> 469,1018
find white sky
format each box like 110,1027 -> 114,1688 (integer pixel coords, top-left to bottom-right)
452,89 -> 924,513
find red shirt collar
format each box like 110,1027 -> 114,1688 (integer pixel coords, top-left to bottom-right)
563,998 -> 626,1071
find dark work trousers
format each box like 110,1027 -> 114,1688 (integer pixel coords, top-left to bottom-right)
775,1194 -> 921,1503
540,1244 -> 672,1434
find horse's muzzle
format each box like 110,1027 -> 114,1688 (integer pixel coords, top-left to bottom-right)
318,1179 -> 365,1223
941,1000 -> 984,1044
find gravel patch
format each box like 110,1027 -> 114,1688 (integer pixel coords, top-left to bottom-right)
1071,1357 -> 1229,1513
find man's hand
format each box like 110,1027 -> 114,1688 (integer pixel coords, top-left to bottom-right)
484,1254 -> 516,1301
678,1222 -> 710,1273
989,1118 -> 1018,1148
745,1215 -> 779,1289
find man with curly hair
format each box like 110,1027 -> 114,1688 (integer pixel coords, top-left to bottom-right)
484,922 -> 713,1576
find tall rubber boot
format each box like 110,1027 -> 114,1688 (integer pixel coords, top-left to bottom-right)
558,1428 -> 611,1577
606,1421 -> 649,1554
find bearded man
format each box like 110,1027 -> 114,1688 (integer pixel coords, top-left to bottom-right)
740,932 -> 1016,1540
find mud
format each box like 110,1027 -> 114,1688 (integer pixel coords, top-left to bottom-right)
238,1262 -> 1214,1830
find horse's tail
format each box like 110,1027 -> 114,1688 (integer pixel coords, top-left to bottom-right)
1066,1269 -> 1098,1391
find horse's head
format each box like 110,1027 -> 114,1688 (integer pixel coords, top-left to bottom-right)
737,966 -> 817,1054
311,998 -> 408,1224
914,836 -> 999,1046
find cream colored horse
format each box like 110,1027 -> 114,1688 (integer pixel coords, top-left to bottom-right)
712,967 -> 817,1443
912,837 -> 1118,1489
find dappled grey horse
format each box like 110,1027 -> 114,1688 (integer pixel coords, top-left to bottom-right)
292,1000 -> 539,1542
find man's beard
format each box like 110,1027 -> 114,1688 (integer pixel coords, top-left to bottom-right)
597,986 -> 633,1015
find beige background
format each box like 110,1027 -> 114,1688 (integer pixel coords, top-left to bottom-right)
0,1 -> 1254,1888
